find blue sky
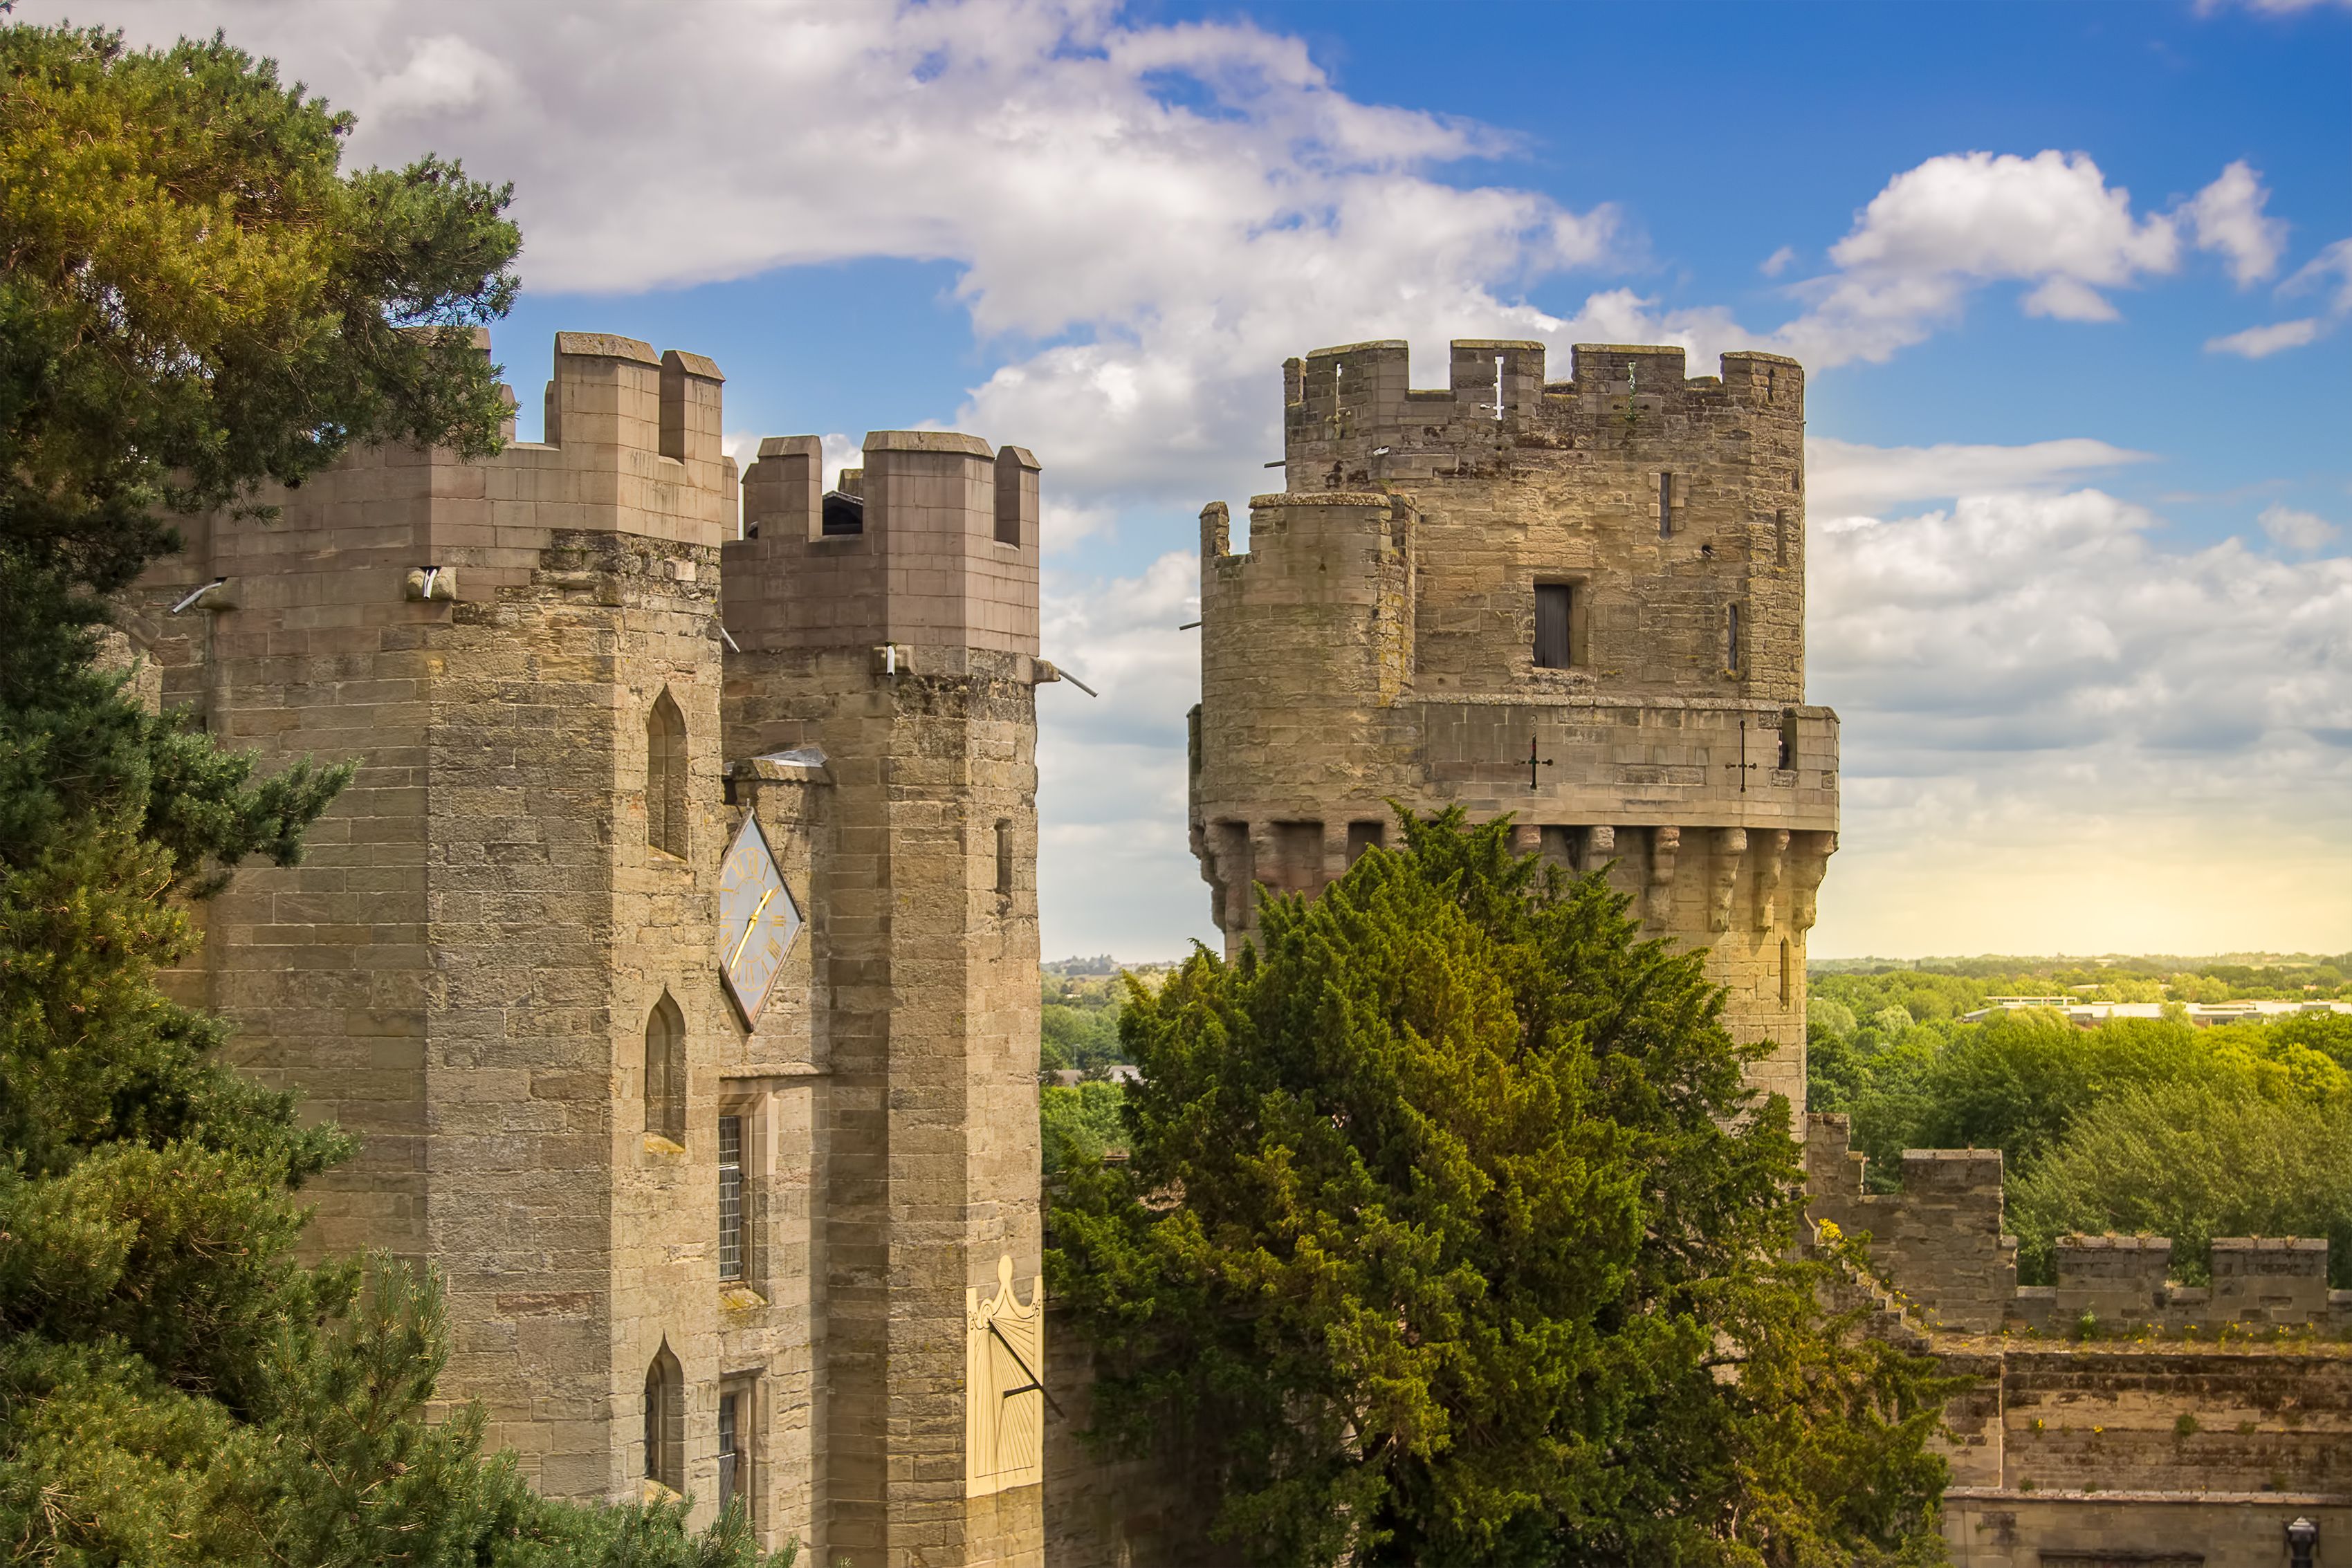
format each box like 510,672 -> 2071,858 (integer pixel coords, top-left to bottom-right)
82,0 -> 2352,959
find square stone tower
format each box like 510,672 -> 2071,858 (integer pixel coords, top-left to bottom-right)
129,333 -> 1047,1566
1190,340 -> 1837,1112
722,428 -> 1047,1567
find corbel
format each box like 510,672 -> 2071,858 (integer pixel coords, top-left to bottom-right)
1709,827 -> 1747,932
1646,827 -> 1680,925
1752,829 -> 1790,931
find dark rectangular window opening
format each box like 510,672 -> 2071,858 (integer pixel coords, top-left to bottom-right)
717,1114 -> 745,1282
820,491 -> 865,536
717,1392 -> 740,1512
1345,820 -> 1385,864
1725,602 -> 1743,673
1774,508 -> 1790,568
717,1381 -> 754,1522
1658,472 -> 1674,538
1778,708 -> 1799,771
994,818 -> 1014,896
1534,583 -> 1572,670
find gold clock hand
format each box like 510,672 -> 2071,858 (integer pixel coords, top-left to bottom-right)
729,886 -> 777,971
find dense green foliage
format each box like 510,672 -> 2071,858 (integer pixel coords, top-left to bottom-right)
1,23 -> 517,605
1040,1079 -> 1130,1174
0,22 -> 785,1564
2008,1083 -> 2352,1285
1051,811 -> 1959,1568
1040,973 -> 1130,1076
1808,964 -> 2352,1286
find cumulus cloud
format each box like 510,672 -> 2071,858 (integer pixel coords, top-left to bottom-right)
45,3 -> 2342,954
1035,551 -> 1212,954
2187,160 -> 2288,285
1776,151 -> 2185,365
1806,436 -> 2152,517
68,0 -> 1646,515
1809,485 -> 2352,955
2259,503 -> 2340,551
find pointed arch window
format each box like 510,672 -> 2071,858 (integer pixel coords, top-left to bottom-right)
645,993 -> 686,1145
647,690 -> 688,859
643,1343 -> 685,1492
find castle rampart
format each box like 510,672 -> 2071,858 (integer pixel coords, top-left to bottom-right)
1193,340 -> 1832,1112
128,332 -> 1048,1566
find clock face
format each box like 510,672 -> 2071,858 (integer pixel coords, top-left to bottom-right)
717,813 -> 801,1026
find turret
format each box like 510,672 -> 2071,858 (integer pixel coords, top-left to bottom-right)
1195,338 -> 1832,1115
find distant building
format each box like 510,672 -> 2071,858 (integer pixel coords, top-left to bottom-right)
1965,997 -> 2352,1026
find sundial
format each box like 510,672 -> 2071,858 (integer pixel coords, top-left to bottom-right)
717,813 -> 801,1025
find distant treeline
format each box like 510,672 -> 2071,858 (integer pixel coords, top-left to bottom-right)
1808,952 -> 2351,998
1808,962 -> 2352,1286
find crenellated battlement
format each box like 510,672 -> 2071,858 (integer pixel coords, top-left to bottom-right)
1806,1115 -> 2352,1338
722,429 -> 1040,658
1281,338 -> 1803,495
140,331 -> 737,625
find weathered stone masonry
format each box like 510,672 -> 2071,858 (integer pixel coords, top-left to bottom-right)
134,331 -> 1048,1567
1190,338 -> 1833,1112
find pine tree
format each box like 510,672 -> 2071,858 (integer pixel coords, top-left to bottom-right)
0,22 -> 785,1565
1049,809 -> 1960,1567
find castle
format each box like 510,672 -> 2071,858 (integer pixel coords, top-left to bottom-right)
125,329 -> 2346,1568
131,331 -> 1049,1567
1164,338 -> 2350,1568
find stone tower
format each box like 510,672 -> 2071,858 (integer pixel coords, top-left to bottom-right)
722,428 -> 1047,1567
1189,340 -> 1837,1110
130,331 -> 1047,1565
131,331 -> 738,1500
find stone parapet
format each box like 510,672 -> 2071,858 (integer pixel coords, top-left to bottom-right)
725,430 -> 1039,657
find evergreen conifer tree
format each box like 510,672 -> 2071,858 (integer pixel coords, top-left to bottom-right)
1050,809 -> 1960,1568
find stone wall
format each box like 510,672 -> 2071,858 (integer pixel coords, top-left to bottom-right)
1944,1491 -> 2349,1568
1805,1112 -> 2352,1563
1805,1113 -> 2016,1332
1190,340 -> 1833,1114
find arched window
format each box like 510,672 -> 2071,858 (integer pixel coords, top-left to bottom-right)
643,1342 -> 684,1492
645,993 -> 686,1144
647,690 -> 688,859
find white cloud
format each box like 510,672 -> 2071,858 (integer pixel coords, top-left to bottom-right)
365,33 -> 515,122
2284,237 -> 2352,313
63,0 -> 1635,516
2207,319 -> 2326,357
2187,160 -> 2288,285
43,4 -> 2344,957
1806,436 -> 2152,516
2259,502 -> 2340,551
1760,246 -> 1797,277
1036,551 -> 1212,957
1779,150 -> 2187,366
1810,484 -> 2352,956
2196,0 -> 2351,12
2206,237 -> 2352,358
